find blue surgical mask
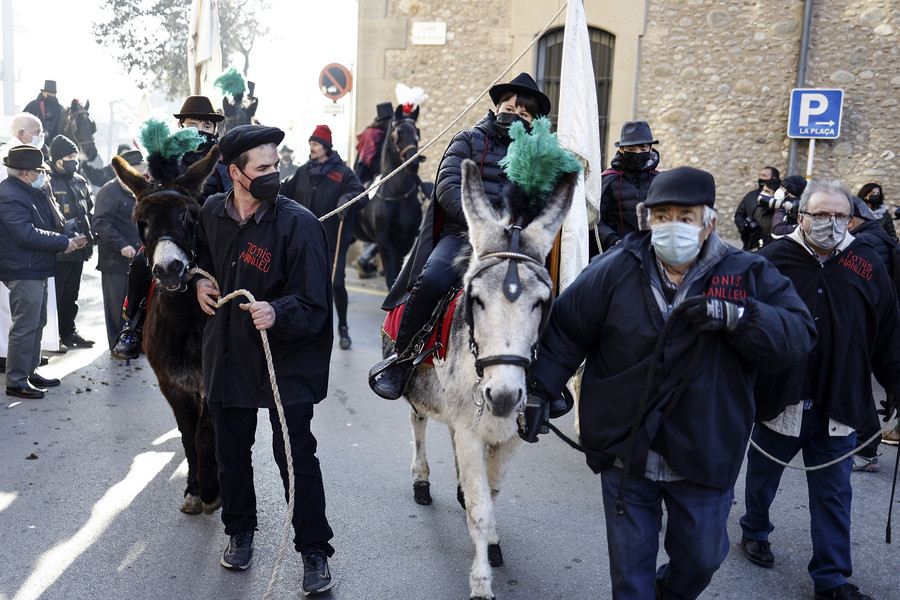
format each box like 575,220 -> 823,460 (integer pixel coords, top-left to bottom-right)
29,134 -> 44,149
651,221 -> 702,265
31,172 -> 46,189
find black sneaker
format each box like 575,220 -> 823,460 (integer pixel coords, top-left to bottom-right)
814,582 -> 872,600
741,536 -> 774,568
111,327 -> 141,360
61,332 -> 95,348
338,326 -> 351,350
301,551 -> 334,595
220,530 -> 254,570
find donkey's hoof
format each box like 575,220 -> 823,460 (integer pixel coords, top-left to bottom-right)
488,543 -> 503,567
202,496 -> 221,514
413,481 -> 432,505
457,484 -> 466,510
180,493 -> 202,514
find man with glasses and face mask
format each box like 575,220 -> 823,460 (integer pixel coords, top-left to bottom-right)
521,166 -> 815,600
0,113 -> 45,182
740,179 -> 900,600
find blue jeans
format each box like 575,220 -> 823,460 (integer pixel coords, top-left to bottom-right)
739,405 -> 854,592
4,279 -> 48,388
600,466 -> 733,600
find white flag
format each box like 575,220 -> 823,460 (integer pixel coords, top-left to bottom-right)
556,0 -> 603,292
188,0 -> 223,97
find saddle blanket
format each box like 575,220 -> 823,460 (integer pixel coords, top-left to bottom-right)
381,290 -> 461,365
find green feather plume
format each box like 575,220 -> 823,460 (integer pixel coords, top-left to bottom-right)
138,118 -> 203,162
215,67 -> 246,97
499,116 -> 582,208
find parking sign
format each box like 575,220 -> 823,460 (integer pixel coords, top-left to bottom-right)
788,89 -> 843,139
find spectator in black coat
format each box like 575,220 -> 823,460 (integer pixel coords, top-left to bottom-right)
22,80 -> 61,142
734,166 -> 780,251
371,73 -> 551,400
93,150 -> 143,351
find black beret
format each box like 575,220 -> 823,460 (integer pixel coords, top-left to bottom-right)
645,166 -> 716,208
50,135 -> 79,163
219,125 -> 285,165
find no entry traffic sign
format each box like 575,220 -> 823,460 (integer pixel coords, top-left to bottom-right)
319,63 -> 353,101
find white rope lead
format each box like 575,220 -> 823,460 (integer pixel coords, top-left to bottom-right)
190,267 -> 292,600
316,0 -> 569,224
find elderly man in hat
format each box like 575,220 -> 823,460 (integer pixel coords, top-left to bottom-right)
194,125 -> 336,595
740,180 -> 900,600
93,150 -> 144,351
23,80 -> 61,142
0,146 -> 85,398
281,124 -> 365,350
521,166 -> 816,600
112,95 -> 233,360
595,120 -> 662,252
372,72 -> 552,400
47,135 -> 96,350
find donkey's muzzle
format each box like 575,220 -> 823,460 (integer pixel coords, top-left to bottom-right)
152,259 -> 187,291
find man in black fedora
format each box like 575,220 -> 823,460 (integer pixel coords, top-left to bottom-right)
23,80 -> 62,142
371,72 -> 552,400
595,120 -> 662,252
0,146 -> 85,398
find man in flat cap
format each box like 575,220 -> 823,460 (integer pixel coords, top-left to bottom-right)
0,146 -> 85,399
521,166 -> 816,600
194,125 -> 336,596
23,80 -> 61,142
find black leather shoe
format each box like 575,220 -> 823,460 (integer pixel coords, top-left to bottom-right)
6,383 -> 46,399
814,583 -> 872,600
111,325 -> 141,360
61,332 -> 95,348
371,363 -> 414,400
338,326 -> 351,350
29,373 -> 60,387
741,536 -> 774,568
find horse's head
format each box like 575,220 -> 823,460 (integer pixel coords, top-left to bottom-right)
63,99 -> 98,162
383,104 -> 421,170
461,159 -> 577,418
112,147 -> 220,291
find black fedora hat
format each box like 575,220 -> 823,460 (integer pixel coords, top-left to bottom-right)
173,95 -> 225,122
489,73 -> 552,117
42,80 -> 57,94
2,146 -> 50,171
615,121 -> 659,147
645,166 -> 715,208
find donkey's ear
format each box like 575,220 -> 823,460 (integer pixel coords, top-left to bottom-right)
111,155 -> 152,199
84,100 -> 90,111
460,159 -> 504,256
176,145 -> 220,199
520,171 -> 578,258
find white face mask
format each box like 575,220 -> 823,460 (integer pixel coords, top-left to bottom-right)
29,133 -> 44,149
31,172 -> 46,189
651,221 -> 703,265
773,188 -> 786,201
804,216 -> 846,250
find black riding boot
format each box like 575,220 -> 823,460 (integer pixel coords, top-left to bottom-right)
112,302 -> 145,360
112,251 -> 152,360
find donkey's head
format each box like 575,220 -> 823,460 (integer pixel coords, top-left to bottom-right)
112,147 -> 220,291
461,159 -> 577,418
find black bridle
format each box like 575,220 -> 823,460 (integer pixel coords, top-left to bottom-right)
464,220 -> 552,378
65,108 -> 96,149
139,190 -> 200,292
390,117 -> 420,162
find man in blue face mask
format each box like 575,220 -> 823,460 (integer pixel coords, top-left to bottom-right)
522,166 -> 817,600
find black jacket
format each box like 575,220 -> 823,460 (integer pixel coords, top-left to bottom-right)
24,93 -> 62,140
756,233 -> 900,430
530,231 -> 815,491
48,166 -> 94,262
0,177 -> 70,280
195,191 -> 333,409
383,111 -> 510,309
596,149 -> 660,250
852,219 -> 896,275
281,152 -> 365,251
92,179 -> 140,274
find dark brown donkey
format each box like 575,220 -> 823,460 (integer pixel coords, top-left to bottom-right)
111,148 -> 221,515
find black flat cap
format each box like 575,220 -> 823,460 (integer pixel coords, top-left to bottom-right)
781,175 -> 807,197
2,145 -> 50,171
219,125 -> 285,165
645,166 -> 716,208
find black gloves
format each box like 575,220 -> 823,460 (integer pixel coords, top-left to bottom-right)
680,296 -> 742,332
878,391 -> 899,423
517,392 -> 550,443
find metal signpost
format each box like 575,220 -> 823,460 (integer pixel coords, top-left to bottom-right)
787,88 -> 844,179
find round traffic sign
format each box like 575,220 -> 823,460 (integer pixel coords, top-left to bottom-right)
319,63 -> 353,101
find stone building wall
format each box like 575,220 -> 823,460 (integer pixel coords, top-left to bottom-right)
639,0 -> 900,232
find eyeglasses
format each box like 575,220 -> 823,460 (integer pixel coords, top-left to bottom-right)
802,212 -> 851,225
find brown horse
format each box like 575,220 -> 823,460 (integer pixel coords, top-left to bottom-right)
111,148 -> 221,515
61,99 -> 98,162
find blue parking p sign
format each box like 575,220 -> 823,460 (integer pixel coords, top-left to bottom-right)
788,88 -> 843,139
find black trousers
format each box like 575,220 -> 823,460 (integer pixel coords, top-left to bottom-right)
55,260 -> 84,338
395,233 -> 466,353
100,271 -> 128,349
207,400 -> 335,557
329,243 -> 349,329
123,249 -> 152,320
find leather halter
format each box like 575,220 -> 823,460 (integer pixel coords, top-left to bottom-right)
464,219 -> 552,378
390,118 -> 419,161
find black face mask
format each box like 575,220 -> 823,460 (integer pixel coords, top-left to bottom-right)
240,170 -> 281,202
758,177 -> 780,190
620,151 -> 651,171
197,130 -> 218,153
62,159 -> 78,175
495,112 -> 532,141
868,193 -> 884,206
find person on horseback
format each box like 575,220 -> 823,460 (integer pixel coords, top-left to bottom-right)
281,125 -> 366,350
353,102 -> 394,278
370,72 -> 551,400
23,80 -> 61,142
112,95 -> 232,360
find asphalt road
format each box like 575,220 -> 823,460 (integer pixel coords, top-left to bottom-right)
1,256 -> 898,600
